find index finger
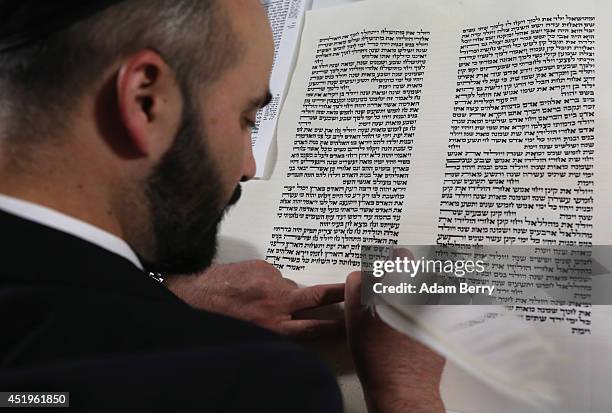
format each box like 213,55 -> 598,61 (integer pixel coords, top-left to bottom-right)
278,318 -> 345,340
288,283 -> 345,312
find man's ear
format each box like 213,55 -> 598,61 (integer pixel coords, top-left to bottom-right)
116,49 -> 182,157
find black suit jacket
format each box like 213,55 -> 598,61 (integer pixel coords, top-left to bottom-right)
0,210 -> 342,412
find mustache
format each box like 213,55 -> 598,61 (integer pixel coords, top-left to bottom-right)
227,184 -> 242,207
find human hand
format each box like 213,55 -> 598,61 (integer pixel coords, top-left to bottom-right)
164,260 -> 345,339
345,272 -> 445,413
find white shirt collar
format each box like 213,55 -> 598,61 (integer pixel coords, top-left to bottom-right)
0,193 -> 144,271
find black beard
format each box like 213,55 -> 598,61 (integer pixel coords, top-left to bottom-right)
141,104 -> 241,275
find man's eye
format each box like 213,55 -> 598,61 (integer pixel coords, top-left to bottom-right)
244,118 -> 256,130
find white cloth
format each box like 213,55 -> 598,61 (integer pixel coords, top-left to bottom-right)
0,193 -> 143,270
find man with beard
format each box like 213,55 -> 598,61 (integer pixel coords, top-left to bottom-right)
0,0 -> 445,412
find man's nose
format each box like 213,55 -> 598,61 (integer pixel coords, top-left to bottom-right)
241,143 -> 257,182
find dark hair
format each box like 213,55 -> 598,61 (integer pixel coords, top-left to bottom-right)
0,0 -> 238,141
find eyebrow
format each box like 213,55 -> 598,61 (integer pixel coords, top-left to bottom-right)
250,91 -> 273,110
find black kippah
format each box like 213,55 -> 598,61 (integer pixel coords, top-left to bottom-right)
0,0 -> 126,53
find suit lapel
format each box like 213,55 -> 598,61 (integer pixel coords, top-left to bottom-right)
0,210 -> 178,303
